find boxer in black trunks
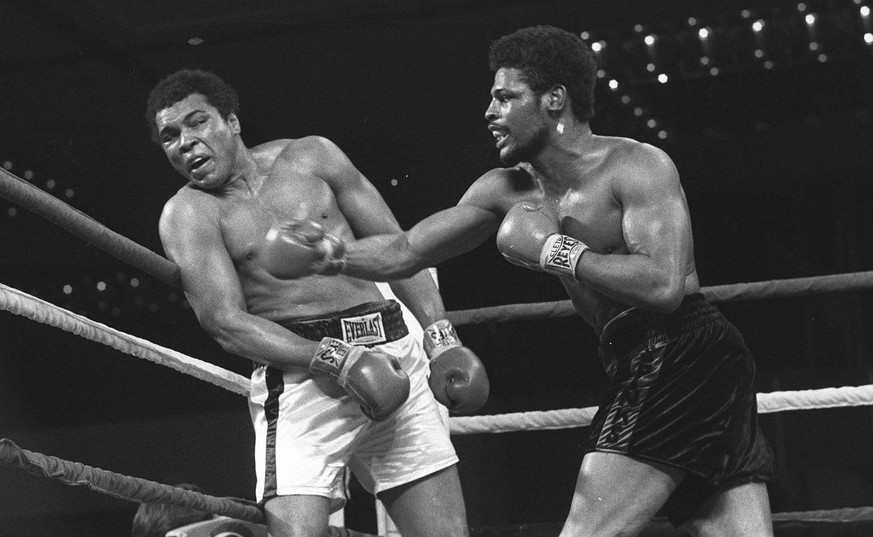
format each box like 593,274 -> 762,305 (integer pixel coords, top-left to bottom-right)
284,25 -> 776,536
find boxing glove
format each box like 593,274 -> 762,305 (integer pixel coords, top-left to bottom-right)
310,337 -> 410,420
496,202 -> 589,280
262,220 -> 347,279
423,320 -> 490,413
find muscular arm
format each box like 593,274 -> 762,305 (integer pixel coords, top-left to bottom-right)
341,204 -> 502,282
574,145 -> 694,312
159,193 -> 319,369
340,167 -> 512,282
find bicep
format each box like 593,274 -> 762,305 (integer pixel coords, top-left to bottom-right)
310,137 -> 403,237
402,172 -> 509,263
335,172 -> 403,238
620,151 -> 692,268
159,203 -> 246,326
405,204 -> 502,265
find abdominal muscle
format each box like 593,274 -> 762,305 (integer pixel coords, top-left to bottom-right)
241,269 -> 386,321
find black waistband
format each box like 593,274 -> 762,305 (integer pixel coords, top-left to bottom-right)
276,300 -> 408,346
599,294 -> 717,358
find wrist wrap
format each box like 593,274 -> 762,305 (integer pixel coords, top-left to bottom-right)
423,319 -> 460,359
539,234 -> 589,280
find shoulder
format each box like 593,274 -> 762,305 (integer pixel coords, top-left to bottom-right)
597,137 -> 681,201
254,136 -> 344,158
478,164 -> 537,189
601,136 -> 676,175
460,164 -> 539,213
255,136 -> 353,174
159,185 -> 218,232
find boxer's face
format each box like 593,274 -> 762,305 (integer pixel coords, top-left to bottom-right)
155,93 -> 241,190
485,67 -> 549,165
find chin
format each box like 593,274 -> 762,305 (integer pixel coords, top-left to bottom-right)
498,146 -> 523,166
499,133 -> 545,166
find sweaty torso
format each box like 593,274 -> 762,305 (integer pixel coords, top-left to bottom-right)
490,136 -> 699,334
196,138 -> 383,320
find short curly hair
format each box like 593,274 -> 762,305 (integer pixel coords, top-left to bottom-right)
145,69 -> 240,144
489,25 -> 597,121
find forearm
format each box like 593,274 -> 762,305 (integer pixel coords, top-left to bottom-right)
344,232 -> 430,280
202,309 -> 321,370
387,268 -> 447,329
344,205 -> 499,281
575,251 -> 685,312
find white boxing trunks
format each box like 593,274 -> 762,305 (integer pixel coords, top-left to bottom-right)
248,300 -> 458,512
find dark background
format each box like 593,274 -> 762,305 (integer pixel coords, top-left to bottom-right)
2,0 -> 873,535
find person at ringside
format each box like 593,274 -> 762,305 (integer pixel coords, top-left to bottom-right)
147,69 -> 487,537
282,25 -> 776,536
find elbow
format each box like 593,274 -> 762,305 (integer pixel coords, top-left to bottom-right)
389,259 -> 428,280
200,310 -> 248,356
388,236 -> 430,279
643,277 -> 685,314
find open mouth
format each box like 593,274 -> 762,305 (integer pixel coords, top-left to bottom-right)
493,131 -> 508,148
188,156 -> 209,171
489,124 -> 509,148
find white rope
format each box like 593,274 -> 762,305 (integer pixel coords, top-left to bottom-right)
757,384 -> 873,413
0,282 -> 250,396
448,385 -> 873,435
450,408 -> 599,435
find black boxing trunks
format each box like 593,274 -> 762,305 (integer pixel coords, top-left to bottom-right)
275,299 -> 409,344
585,293 -> 775,525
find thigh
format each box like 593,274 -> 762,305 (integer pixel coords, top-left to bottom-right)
379,465 -> 469,537
351,364 -> 458,495
560,451 -> 684,537
680,482 -> 773,537
264,495 -> 331,537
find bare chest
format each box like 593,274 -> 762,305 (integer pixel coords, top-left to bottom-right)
547,181 -> 626,255
217,172 -> 341,265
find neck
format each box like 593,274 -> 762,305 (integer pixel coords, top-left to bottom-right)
528,120 -> 593,187
222,142 -> 263,196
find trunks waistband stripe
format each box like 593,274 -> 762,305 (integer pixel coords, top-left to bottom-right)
276,300 -> 409,346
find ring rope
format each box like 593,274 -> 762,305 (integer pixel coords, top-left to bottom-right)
448,384 -> 873,435
771,506 -> 873,525
0,167 -> 181,288
0,438 -> 264,523
5,434 -> 873,527
0,282 -> 249,396
446,270 -> 873,326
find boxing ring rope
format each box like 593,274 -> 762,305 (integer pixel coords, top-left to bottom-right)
445,271 -> 873,326
0,166 -> 182,289
3,167 -> 873,529
0,282 -> 250,396
0,439 -> 264,523
448,384 -> 873,434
